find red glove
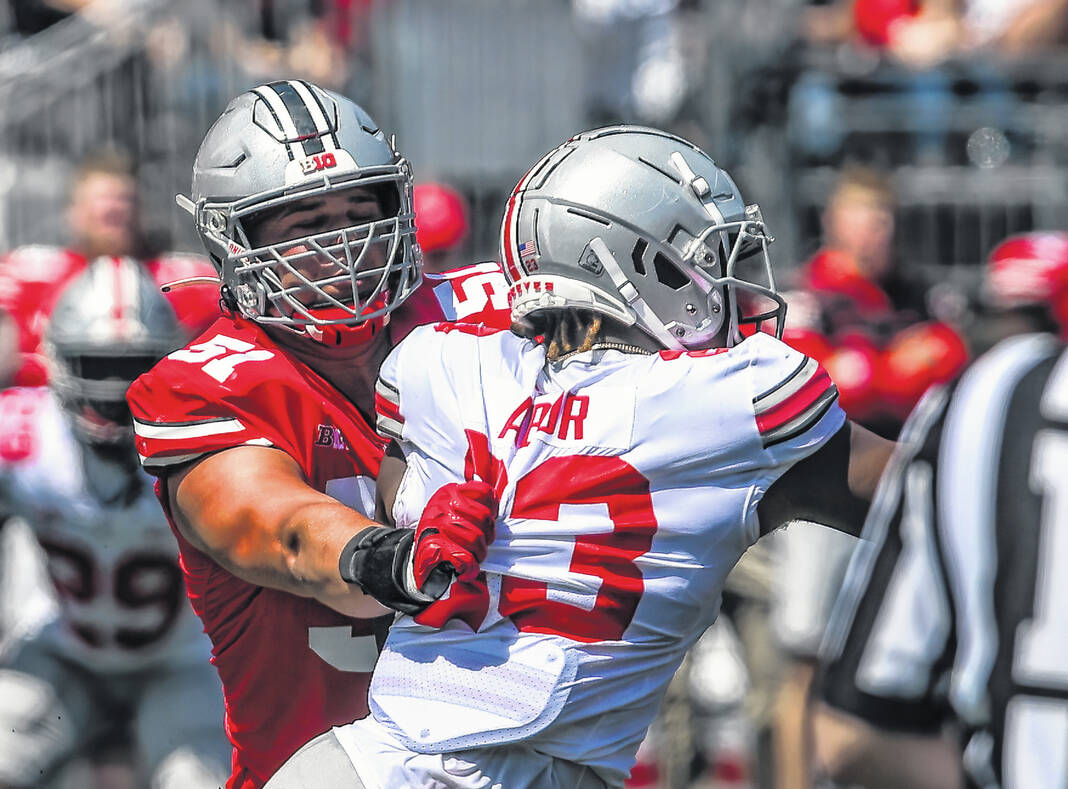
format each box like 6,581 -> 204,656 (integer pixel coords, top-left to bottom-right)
413,480 -> 497,587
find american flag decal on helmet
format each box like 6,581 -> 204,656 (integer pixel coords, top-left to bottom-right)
753,356 -> 838,447
518,240 -> 537,263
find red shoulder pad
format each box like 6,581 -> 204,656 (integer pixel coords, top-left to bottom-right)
146,253 -> 222,336
432,321 -> 507,337
658,348 -> 729,361
127,317 -> 289,471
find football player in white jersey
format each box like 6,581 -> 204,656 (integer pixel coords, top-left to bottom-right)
0,257 -> 231,788
266,126 -> 896,789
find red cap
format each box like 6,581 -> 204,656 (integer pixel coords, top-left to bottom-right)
413,182 -> 469,254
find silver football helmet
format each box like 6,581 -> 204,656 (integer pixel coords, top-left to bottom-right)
180,79 -> 420,347
500,126 -> 785,349
44,256 -> 185,444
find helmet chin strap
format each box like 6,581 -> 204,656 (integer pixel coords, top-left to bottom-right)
303,313 -> 388,348
589,237 -> 686,351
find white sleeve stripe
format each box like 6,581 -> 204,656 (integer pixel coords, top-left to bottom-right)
760,387 -> 839,447
375,378 -> 400,402
133,418 -> 246,440
377,414 -> 403,441
753,356 -> 818,409
138,438 -> 274,469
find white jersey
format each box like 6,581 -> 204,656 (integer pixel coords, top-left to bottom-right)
0,387 -> 210,673
372,325 -> 844,785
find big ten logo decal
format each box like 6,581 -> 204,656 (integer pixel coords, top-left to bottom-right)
168,334 -> 274,383
315,424 -> 350,451
299,152 -> 337,175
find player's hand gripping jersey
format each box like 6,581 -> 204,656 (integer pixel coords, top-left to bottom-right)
126,265 -> 508,789
369,325 -> 844,785
0,387 -> 210,672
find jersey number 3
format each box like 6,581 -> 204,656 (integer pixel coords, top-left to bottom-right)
415,432 -> 658,643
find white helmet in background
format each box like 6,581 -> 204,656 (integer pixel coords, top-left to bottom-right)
45,256 -> 184,444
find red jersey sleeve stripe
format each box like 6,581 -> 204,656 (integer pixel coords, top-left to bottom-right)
753,356 -> 816,407
755,366 -> 835,434
374,391 -> 403,425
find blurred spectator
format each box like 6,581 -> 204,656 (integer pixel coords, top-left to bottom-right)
228,0 -> 378,93
802,0 -> 1068,59
784,165 -> 966,435
889,0 -> 1068,67
800,165 -> 923,327
0,149 -> 219,387
413,181 -> 470,274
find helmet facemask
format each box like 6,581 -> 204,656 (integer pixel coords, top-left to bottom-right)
681,205 -> 785,346
196,172 -> 419,346
186,82 -> 422,348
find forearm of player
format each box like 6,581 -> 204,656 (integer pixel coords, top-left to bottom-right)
812,703 -> 962,789
167,445 -> 389,617
847,423 -> 895,501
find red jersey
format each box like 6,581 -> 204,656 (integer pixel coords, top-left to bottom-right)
0,246 -> 221,386
125,264 -> 509,789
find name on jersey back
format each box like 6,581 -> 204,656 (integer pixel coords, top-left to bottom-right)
498,385 -> 635,452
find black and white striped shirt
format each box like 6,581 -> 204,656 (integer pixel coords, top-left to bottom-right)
819,333 -> 1068,788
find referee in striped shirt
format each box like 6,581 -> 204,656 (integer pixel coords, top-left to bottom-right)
813,326 -> 1068,787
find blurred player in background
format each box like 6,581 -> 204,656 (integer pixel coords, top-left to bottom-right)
126,79 -> 508,789
972,231 -> 1068,351
812,229 -> 1068,788
0,149 -> 221,389
266,125 -> 896,789
0,257 -> 230,789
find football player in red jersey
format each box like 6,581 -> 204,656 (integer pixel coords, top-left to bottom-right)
125,80 -> 505,789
